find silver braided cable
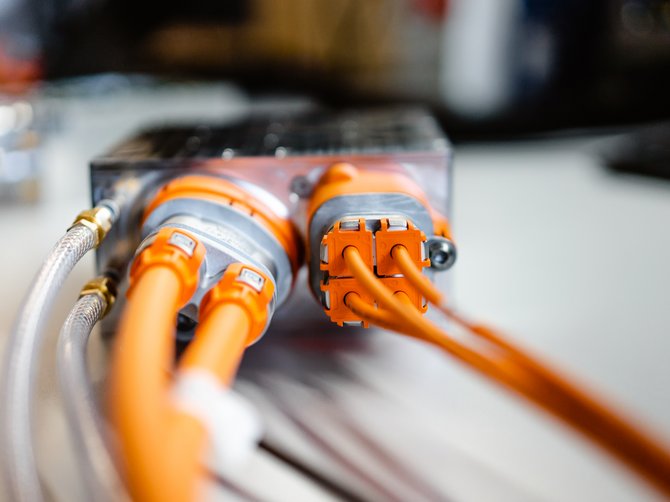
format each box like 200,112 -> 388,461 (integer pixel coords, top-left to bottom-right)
1,224 -> 97,502
57,294 -> 128,502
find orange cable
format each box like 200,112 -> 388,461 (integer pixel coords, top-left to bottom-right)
110,271 -> 253,502
109,265 -> 206,502
394,244 -> 553,363
342,246 -> 535,393
179,302 -> 250,386
343,250 -> 583,445
345,292 -> 404,332
393,244 -> 588,389
344,286 -> 552,413
388,244 -> 670,496
108,230 -> 258,502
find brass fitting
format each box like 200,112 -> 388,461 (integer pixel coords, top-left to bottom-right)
69,203 -> 116,247
79,276 -> 118,318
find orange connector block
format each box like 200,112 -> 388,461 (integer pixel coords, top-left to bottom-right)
379,277 -> 427,314
320,278 -> 375,327
320,219 -> 374,277
375,218 -> 429,277
319,216 -> 430,326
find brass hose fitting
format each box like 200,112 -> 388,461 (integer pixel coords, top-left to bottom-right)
79,275 -> 118,318
69,200 -> 118,247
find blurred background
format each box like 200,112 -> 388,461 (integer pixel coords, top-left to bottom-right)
1,1 -> 670,501
2,0 -> 670,199
3,0 -> 670,129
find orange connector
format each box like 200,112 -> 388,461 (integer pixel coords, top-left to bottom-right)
319,216 -> 429,325
200,263 -> 275,345
431,209 -> 454,241
375,218 -> 429,276
320,219 -> 374,276
307,161 -> 451,327
379,277 -> 427,314
128,227 -> 206,305
307,162 -> 430,224
323,276 -> 425,326
320,277 -> 375,327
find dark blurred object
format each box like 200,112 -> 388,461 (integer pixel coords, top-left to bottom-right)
9,0 -> 670,137
441,0 -> 670,137
606,123 -> 670,180
0,0 -> 42,89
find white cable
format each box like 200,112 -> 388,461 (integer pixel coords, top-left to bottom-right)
172,369 -> 263,473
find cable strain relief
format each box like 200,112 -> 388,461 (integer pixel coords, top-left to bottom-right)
129,227 -> 206,306
200,263 -> 275,345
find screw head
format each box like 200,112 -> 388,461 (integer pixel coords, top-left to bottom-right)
290,175 -> 314,198
428,237 -> 457,271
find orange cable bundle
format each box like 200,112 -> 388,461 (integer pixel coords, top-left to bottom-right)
108,229 -> 271,502
343,244 -> 670,497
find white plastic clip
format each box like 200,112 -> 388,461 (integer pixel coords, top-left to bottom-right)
172,369 -> 263,472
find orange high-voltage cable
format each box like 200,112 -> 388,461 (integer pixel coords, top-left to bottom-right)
393,244 -> 542,361
344,293 -> 399,331
391,242 -> 670,487
392,243 -> 585,385
343,245 -> 670,497
109,228 -> 274,502
393,243 -> 610,395
354,260 -> 670,493
392,244 -> 670,497
180,303 -> 249,384
109,228 -> 206,502
341,246 -> 536,396
180,262 -> 275,386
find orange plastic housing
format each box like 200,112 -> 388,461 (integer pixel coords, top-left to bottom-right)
379,277 -> 427,313
128,227 -> 206,305
320,278 -> 375,327
431,209 -> 454,241
375,219 -> 429,277
199,263 -> 275,344
320,218 -> 374,277
307,162 -> 430,225
318,213 -> 430,325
